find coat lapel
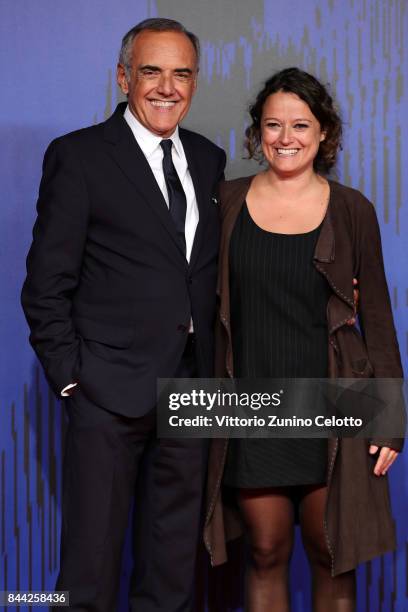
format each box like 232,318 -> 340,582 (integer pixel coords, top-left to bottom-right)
103,104 -> 186,261
180,130 -> 209,270
312,181 -> 355,331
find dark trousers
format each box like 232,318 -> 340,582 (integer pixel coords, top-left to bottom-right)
55,338 -> 206,612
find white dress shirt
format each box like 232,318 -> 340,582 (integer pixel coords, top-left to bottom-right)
61,106 -> 198,396
124,105 -> 199,263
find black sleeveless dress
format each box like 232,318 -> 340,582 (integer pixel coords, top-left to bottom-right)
223,203 -> 330,488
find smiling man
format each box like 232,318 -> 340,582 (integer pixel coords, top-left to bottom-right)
21,18 -> 226,612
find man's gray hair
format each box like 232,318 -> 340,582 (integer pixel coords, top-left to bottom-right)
119,18 -> 200,80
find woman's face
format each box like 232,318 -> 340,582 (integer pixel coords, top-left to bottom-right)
260,91 -> 325,177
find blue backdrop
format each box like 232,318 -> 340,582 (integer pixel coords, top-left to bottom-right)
1,1 -> 407,610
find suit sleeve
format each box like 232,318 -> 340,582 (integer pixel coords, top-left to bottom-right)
21,137 -> 90,395
217,149 -> 227,183
356,198 -> 405,450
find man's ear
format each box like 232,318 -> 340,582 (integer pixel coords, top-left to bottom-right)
117,64 -> 129,95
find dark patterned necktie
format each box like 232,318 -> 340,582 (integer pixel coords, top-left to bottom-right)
160,139 -> 187,255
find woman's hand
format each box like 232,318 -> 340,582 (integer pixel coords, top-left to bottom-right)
369,445 -> 399,476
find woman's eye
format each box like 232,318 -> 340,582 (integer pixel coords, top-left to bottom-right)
294,123 -> 309,129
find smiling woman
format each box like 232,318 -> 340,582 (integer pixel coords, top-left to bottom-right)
260,92 -> 325,177
204,67 -> 403,612
246,67 -> 342,173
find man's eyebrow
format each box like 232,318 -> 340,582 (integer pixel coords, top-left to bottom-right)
138,65 -> 194,74
139,64 -> 161,71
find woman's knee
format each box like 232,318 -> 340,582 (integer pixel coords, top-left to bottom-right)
249,538 -> 292,572
302,533 -> 331,570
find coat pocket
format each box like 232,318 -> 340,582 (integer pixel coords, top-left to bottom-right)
351,357 -> 374,378
334,326 -> 374,378
74,316 -> 136,348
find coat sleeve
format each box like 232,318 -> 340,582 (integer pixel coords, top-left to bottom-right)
355,197 -> 405,451
21,136 -> 90,395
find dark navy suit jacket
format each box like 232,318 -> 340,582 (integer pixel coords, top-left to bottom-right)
22,102 -> 226,417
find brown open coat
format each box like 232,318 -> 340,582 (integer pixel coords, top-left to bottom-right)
204,176 -> 404,577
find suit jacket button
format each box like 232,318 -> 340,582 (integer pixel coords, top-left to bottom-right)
177,324 -> 187,332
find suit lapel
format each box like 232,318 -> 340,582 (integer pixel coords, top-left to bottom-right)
180,130 -> 209,270
104,104 -> 186,260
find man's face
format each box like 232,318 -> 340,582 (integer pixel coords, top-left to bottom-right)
117,30 -> 198,138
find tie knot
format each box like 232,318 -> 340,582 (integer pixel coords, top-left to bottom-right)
160,139 -> 173,156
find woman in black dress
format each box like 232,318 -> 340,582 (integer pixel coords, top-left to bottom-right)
219,68 -> 401,611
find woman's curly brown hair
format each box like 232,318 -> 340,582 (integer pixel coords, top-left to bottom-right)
245,67 -> 342,174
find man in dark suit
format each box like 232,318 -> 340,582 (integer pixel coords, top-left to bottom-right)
21,18 -> 226,612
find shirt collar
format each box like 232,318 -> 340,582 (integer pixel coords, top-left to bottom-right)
124,105 -> 183,161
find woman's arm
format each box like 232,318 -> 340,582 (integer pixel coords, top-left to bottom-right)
355,196 -> 404,467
